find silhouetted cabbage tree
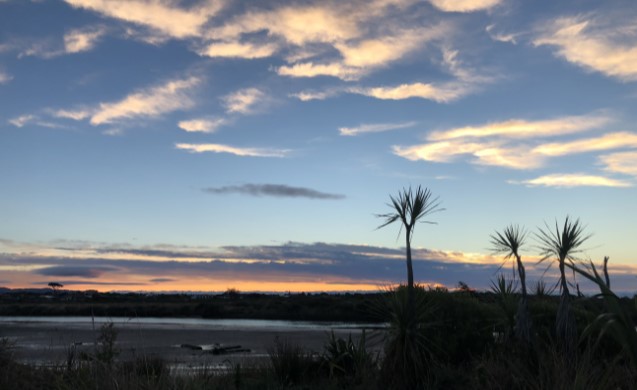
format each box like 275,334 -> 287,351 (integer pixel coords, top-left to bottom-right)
377,186 -> 443,326
491,225 -> 532,344
536,217 -> 590,356
377,186 -> 443,297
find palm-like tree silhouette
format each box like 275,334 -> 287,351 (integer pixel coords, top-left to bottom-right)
377,186 -> 443,308
491,225 -> 532,343
536,216 -> 590,353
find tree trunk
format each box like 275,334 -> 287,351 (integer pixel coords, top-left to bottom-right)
557,257 -> 576,361
515,255 -> 532,344
405,228 -> 415,329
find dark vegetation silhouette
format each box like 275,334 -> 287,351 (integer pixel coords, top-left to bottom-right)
376,186 -> 443,388
47,282 -> 63,293
491,225 -> 532,344
376,186 -> 442,318
536,216 -> 591,359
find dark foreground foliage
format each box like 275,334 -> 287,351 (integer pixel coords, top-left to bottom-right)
2,283 -> 636,390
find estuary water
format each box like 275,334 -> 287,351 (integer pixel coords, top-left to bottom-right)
0,316 -> 385,368
0,316 -> 381,330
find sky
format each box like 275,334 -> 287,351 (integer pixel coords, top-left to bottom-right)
1,0 -> 637,294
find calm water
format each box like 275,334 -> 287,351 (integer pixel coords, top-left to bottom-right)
0,316 -> 383,331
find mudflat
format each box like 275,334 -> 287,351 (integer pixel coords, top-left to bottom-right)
0,318 -> 380,371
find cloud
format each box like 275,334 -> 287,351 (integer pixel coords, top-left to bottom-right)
102,128 -> 124,136
349,81 -> 472,102
8,114 -> 65,129
175,143 -> 289,157
429,114 -> 611,141
90,76 -> 201,125
209,5 -> 359,46
37,265 -> 116,278
512,173 -> 633,188
533,132 -> 637,157
8,114 -> 36,128
0,69 -> 12,84
37,280 -> 146,286
289,24 -> 450,80
278,25 -> 449,81
339,121 -> 417,136
337,26 -> 446,68
222,88 -> 264,114
64,26 -> 106,53
202,184 -> 345,199
197,41 -> 278,59
599,151 -> 637,177
52,108 -> 93,121
427,0 -> 502,12
392,113 -> 615,170
393,141 -> 546,169
534,16 -> 637,81
277,62 -> 362,81
149,278 -> 176,283
178,118 -> 226,133
289,89 -> 342,101
6,239 -> 632,293
14,25 -> 107,58
64,0 -> 223,39
486,24 -> 518,44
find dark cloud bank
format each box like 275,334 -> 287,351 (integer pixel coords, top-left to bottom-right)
2,241 -> 635,295
203,184 -> 345,200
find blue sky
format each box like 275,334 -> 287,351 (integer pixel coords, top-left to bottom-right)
1,0 -> 636,293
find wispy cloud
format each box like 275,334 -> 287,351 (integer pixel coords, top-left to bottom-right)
393,141 -> 546,169
8,114 -> 64,129
0,69 -> 12,84
222,88 -> 265,114
52,108 -> 93,121
349,81 -> 471,102
277,62 -> 362,81
429,114 -> 611,141
64,26 -> 107,53
392,113 -> 613,170
8,114 -> 35,128
175,143 -> 289,157
534,16 -> 637,81
427,0 -> 503,12
90,76 -> 201,125
337,27 -> 446,68
198,41 -> 278,59
64,0 -> 223,39
102,128 -> 123,136
339,121 -> 416,136
209,5 -> 359,46
178,118 -> 226,133
289,89 -> 342,101
486,24 -> 518,44
347,48 -> 490,102
512,173 -> 633,188
533,132 -> 637,156
14,25 -> 107,58
599,151 -> 637,177
278,25 -> 449,81
203,184 -> 345,199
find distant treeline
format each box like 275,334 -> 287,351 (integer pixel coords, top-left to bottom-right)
0,290 -> 382,322
1,289 -> 635,327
